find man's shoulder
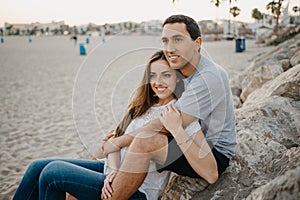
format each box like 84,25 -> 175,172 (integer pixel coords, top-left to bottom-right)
195,56 -> 228,80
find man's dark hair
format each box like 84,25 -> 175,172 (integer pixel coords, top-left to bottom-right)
162,14 -> 201,40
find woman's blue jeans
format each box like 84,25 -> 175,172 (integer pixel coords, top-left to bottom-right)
13,158 -> 146,200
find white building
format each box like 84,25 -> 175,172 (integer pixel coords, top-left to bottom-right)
4,21 -> 67,35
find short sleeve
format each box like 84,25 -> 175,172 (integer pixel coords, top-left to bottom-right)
175,71 -> 226,121
184,120 -> 201,136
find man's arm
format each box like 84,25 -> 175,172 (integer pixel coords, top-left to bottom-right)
174,128 -> 218,184
160,104 -> 218,184
101,151 -> 120,199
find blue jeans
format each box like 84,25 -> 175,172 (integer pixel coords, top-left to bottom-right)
13,158 -> 147,200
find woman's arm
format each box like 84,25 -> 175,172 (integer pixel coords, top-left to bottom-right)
92,130 -> 115,160
109,112 -> 197,148
100,119 -> 165,157
159,104 -> 218,184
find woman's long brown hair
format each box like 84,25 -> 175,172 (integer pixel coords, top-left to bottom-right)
114,50 -> 184,137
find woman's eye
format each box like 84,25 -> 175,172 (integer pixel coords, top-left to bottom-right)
150,74 -> 155,79
163,74 -> 171,78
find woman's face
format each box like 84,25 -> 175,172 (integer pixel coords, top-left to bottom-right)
149,59 -> 178,105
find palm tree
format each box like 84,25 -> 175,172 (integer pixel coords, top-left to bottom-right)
230,6 -> 240,35
266,0 -> 284,32
211,0 -> 222,7
209,0 -> 238,35
230,6 -> 241,18
211,0 -> 224,39
211,0 -> 223,20
227,0 -> 237,35
252,8 -> 263,22
292,6 -> 299,15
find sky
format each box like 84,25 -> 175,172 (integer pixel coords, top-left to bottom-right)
0,0 -> 299,27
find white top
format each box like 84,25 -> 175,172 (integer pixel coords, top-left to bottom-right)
106,99 -> 201,199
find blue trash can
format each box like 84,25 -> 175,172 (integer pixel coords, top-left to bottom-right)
235,38 -> 242,52
86,37 -> 89,44
236,37 -> 246,52
241,37 -> 246,51
79,43 -> 86,55
0,37 -> 4,43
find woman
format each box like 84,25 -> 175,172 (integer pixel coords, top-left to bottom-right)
13,50 -> 201,200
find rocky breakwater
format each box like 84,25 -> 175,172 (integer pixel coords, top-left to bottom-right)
161,33 -> 300,200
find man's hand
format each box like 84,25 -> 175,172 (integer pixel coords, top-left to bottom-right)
101,172 -> 116,199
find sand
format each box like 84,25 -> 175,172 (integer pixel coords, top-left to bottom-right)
0,35 -> 275,199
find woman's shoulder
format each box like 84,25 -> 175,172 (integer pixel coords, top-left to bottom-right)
151,99 -> 177,110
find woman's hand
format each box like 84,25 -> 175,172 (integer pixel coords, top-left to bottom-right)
94,130 -> 115,159
159,104 -> 183,135
102,138 -> 120,156
101,171 -> 116,199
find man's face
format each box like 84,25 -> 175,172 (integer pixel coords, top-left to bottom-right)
161,22 -> 200,71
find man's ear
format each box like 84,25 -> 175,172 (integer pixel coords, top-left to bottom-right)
195,36 -> 202,45
195,36 -> 202,52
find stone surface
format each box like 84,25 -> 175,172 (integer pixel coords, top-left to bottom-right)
240,63 -> 283,102
246,166 -> 300,200
290,49 -> 300,67
161,174 -> 209,200
245,64 -> 300,104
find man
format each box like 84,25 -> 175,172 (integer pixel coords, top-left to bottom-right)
102,14 -> 236,199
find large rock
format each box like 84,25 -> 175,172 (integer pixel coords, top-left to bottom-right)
240,63 -> 283,102
246,166 -> 300,200
245,64 -> 300,104
192,148 -> 300,200
161,174 -> 209,200
290,49 -> 300,67
238,35 -> 300,103
191,94 -> 300,199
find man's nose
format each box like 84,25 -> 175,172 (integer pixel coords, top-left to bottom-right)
165,41 -> 175,52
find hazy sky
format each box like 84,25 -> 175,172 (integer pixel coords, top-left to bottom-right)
1,0 -> 298,26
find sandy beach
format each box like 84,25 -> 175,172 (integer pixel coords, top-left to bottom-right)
0,35 -> 275,199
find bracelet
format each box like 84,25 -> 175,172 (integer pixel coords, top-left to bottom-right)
177,136 -> 192,146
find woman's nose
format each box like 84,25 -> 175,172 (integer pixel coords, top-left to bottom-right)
153,75 -> 163,84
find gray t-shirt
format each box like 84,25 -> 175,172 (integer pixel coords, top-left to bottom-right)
175,56 -> 237,158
